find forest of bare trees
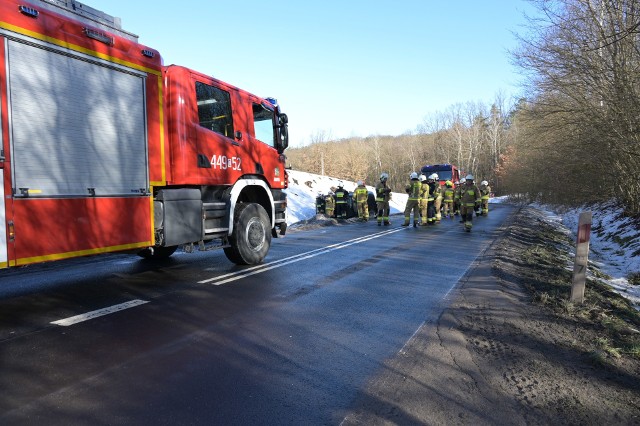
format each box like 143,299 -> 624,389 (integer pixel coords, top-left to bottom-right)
502,0 -> 640,215
286,0 -> 640,217
286,97 -> 512,196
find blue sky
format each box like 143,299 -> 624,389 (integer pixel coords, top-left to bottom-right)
86,0 -> 534,147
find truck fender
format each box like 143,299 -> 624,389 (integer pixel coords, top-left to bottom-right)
227,179 -> 275,236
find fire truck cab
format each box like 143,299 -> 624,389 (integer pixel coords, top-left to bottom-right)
156,65 -> 289,264
420,164 -> 461,186
0,0 -> 288,269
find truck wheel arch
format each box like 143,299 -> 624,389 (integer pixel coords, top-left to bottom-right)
227,178 -> 275,236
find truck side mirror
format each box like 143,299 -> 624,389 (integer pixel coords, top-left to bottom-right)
277,113 -> 288,152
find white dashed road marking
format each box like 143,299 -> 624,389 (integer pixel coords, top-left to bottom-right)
199,227 -> 405,286
51,299 -> 149,326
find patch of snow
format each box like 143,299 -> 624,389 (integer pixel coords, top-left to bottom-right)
489,195 -> 508,204
535,202 -> 640,309
284,170 -> 407,225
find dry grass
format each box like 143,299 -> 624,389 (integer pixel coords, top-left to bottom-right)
501,208 -> 640,362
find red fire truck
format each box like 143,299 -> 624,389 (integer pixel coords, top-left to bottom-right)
0,0 -> 289,269
420,164 -> 461,186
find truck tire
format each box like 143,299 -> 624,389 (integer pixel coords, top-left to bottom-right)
138,245 -> 178,259
224,203 -> 271,265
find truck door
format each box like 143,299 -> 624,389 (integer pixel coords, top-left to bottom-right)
194,78 -> 242,183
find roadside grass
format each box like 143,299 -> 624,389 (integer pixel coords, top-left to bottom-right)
512,213 -> 640,363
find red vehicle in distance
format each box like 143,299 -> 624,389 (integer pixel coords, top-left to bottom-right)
420,164 -> 461,186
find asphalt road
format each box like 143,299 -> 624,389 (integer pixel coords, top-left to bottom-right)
0,204 -> 515,425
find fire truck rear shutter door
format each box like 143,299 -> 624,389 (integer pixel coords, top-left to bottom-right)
7,39 -> 148,197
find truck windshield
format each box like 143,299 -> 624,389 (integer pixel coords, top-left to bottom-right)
252,103 -> 275,147
435,170 -> 453,180
422,167 -> 452,181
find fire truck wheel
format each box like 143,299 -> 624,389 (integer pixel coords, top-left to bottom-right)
224,203 -> 271,265
138,245 -> 178,259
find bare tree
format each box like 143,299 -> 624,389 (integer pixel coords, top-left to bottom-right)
369,135 -> 383,180
511,0 -> 640,214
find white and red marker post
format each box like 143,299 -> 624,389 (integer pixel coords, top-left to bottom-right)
570,211 -> 593,303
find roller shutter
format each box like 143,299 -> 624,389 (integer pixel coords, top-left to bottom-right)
7,39 -> 148,197
0,169 -> 6,267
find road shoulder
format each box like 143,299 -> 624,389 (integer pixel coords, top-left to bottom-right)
342,206 -> 640,425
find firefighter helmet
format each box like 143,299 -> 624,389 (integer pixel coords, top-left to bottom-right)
433,173 -> 439,180
465,174 -> 474,181
338,181 -> 344,188
428,173 -> 437,181
357,180 -> 363,186
410,172 -> 418,179
446,180 -> 453,187
419,174 -> 427,182
459,178 -> 466,184
481,180 -> 488,186
380,172 -> 389,182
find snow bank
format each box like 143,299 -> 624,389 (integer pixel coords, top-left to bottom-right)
535,202 -> 640,308
284,170 -> 407,225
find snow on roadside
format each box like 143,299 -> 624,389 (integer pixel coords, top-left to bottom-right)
284,170 -> 407,225
532,202 -> 640,308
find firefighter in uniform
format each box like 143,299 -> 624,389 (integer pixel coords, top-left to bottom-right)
375,172 -> 392,226
334,181 -> 349,219
324,191 -> 335,218
460,174 -> 482,232
402,172 -> 421,227
353,180 -> 369,221
418,174 -> 429,226
454,177 -> 465,218
442,180 -> 455,219
479,180 -> 491,216
426,174 -> 438,225
433,173 -> 443,222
